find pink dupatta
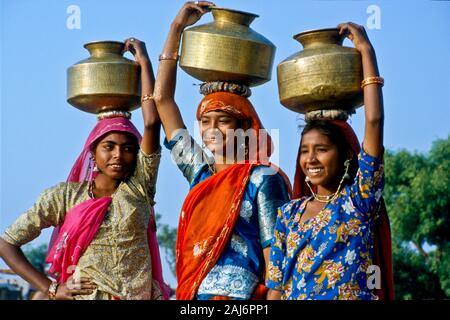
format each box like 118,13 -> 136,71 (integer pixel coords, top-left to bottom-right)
46,116 -> 170,299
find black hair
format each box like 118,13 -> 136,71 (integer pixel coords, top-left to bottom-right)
300,120 -> 358,184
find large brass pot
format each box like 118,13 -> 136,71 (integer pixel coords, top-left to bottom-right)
179,7 -> 276,87
277,28 -> 363,114
67,41 -> 140,114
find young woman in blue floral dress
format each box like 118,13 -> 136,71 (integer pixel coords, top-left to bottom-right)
266,22 -> 394,300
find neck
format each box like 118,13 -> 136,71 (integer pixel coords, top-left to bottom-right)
316,183 -> 339,197
213,153 -> 237,173
93,174 -> 121,195
214,162 -> 234,173
309,175 -> 345,203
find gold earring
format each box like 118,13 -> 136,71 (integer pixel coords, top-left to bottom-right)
92,157 -> 99,172
343,159 -> 351,180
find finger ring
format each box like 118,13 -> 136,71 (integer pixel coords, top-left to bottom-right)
130,38 -> 135,42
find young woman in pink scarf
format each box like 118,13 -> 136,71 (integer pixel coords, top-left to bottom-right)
0,38 -> 170,300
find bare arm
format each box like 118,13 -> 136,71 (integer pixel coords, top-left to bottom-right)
124,38 -> 161,155
0,238 -> 96,300
338,23 -> 384,158
153,1 -> 214,141
0,238 -> 51,294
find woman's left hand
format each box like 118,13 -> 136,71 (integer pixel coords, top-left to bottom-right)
124,37 -> 151,66
337,22 -> 373,54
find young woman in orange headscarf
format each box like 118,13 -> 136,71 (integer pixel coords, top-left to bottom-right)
153,2 -> 291,300
266,23 -> 394,300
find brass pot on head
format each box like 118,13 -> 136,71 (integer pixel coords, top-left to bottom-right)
67,41 -> 140,114
277,28 -> 363,114
179,7 -> 276,87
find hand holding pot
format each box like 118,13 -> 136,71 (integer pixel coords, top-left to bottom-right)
173,1 -> 215,29
124,37 -> 150,67
338,22 -> 374,54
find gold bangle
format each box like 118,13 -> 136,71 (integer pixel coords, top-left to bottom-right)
47,280 -> 59,300
159,53 -> 179,61
141,94 -> 154,102
361,76 -> 384,88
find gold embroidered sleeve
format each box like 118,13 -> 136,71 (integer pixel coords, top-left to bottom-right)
1,183 -> 68,246
132,148 -> 161,206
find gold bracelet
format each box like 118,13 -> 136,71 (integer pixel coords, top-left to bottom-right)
361,76 -> 384,88
141,94 -> 154,102
159,52 -> 179,61
47,280 -> 59,300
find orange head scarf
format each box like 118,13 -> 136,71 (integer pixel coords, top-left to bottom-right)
196,92 -> 273,163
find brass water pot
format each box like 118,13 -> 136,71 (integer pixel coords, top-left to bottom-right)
179,7 -> 276,87
277,28 -> 363,114
67,41 -> 140,114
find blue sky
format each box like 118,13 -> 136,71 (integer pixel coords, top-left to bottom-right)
1,0 -> 449,286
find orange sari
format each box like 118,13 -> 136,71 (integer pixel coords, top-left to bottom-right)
176,163 -> 254,300
176,92 -> 291,299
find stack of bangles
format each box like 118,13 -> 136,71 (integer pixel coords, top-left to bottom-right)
361,76 -> 384,88
159,52 -> 179,61
141,94 -> 154,103
48,280 -> 59,300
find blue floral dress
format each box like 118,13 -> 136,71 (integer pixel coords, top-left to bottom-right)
266,149 -> 384,300
165,130 -> 290,299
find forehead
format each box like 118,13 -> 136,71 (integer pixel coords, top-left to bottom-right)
97,131 -> 136,144
201,110 -> 235,119
301,129 -> 334,146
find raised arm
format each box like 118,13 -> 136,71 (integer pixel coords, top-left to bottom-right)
338,22 -> 384,158
124,38 -> 161,155
153,1 -> 214,141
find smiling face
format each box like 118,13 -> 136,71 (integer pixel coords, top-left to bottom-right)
92,131 -> 138,181
199,110 -> 244,157
300,128 -> 343,189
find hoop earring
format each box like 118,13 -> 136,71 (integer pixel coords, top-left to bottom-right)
240,142 -> 249,158
92,157 -> 99,173
343,158 -> 351,180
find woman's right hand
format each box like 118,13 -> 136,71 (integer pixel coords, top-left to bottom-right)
55,276 -> 97,300
173,1 -> 215,28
